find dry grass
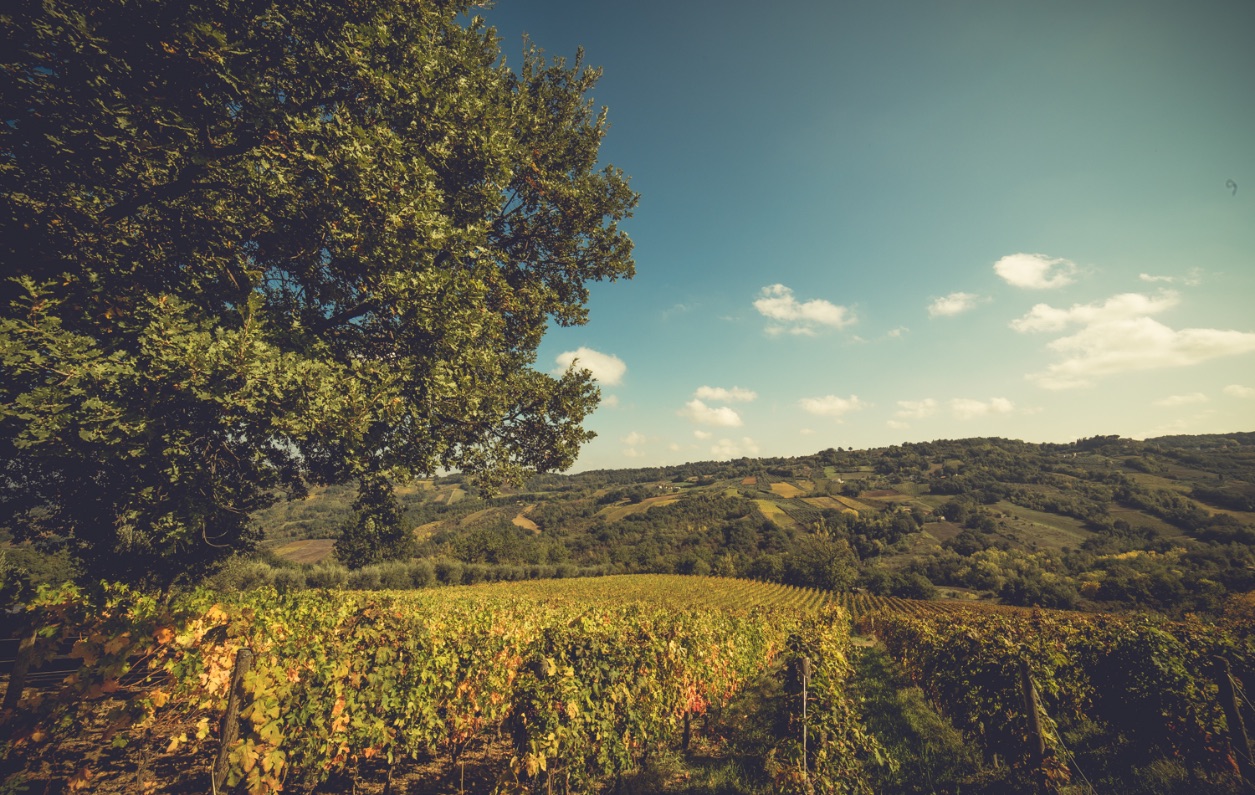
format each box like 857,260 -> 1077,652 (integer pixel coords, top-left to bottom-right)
512,504 -> 540,533
802,496 -> 860,515
598,494 -> 681,522
832,495 -> 876,513
753,499 -> 799,530
271,539 -> 335,564
769,482 -> 805,498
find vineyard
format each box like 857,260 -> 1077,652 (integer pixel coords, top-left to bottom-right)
2,577 -> 1254,794
0,577 -> 878,794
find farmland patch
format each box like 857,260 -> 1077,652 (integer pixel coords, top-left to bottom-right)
271,539 -> 335,564
770,481 -> 806,499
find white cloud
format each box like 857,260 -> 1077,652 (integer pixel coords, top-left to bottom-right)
693,429 -> 712,440
994,253 -> 1078,289
886,420 -> 910,430
1011,288 -> 1255,389
622,448 -> 645,458
928,292 -> 982,318
1152,393 -> 1209,408
1028,318 -> 1255,390
887,327 -> 909,338
754,284 -> 855,335
1139,273 -> 1176,284
679,399 -> 743,427
1010,291 -> 1179,333
799,428 -> 815,436
711,437 -> 760,459
601,394 -> 620,409
1224,385 -> 1255,399
694,386 -> 758,403
621,431 -> 647,446
951,398 -> 1014,420
799,395 -> 868,419
554,347 -> 627,385
895,398 -> 938,419
668,442 -> 681,452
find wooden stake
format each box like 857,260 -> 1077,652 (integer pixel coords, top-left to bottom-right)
801,656 -> 812,775
1215,656 -> 1255,793
212,648 -> 254,794
1019,659 -> 1047,792
2,632 -> 37,714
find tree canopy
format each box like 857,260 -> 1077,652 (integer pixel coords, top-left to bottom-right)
0,0 -> 636,584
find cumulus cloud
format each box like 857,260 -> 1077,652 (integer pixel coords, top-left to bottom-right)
799,395 -> 868,419
1142,268 -> 1204,287
711,437 -> 760,459
886,420 -> 910,430
951,398 -> 1014,420
994,253 -> 1078,289
601,394 -> 620,409
799,428 -> 815,436
1011,289 -> 1255,389
694,386 -> 758,403
1028,318 -> 1255,390
693,429 -> 712,440
679,399 -> 743,427
554,347 -> 627,385
1153,393 -> 1209,408
754,284 -> 855,335
887,327 -> 909,338
895,398 -> 938,419
1224,385 -> 1255,399
1010,291 -> 1179,333
928,292 -> 982,318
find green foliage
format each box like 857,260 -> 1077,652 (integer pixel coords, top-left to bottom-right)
0,0 -> 636,585
767,607 -> 885,794
333,473 -> 413,568
861,605 -> 1253,792
3,576 -> 814,794
782,535 -> 859,592
849,647 -> 986,795
0,544 -> 77,609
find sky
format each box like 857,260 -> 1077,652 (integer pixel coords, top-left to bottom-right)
481,0 -> 1255,472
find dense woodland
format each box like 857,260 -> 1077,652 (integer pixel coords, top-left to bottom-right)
13,431 -> 1245,615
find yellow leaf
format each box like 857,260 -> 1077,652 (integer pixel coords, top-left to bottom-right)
149,689 -> 170,708
66,767 -> 93,792
104,634 -> 131,655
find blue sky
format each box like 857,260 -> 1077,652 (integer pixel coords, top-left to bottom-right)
483,0 -> 1255,471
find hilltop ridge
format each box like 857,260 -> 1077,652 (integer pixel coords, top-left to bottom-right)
246,432 -> 1255,614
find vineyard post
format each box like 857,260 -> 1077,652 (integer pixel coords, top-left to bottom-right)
801,656 -> 812,776
1214,656 -> 1255,792
212,648 -> 255,794
1,632 -> 37,715
1018,658 -> 1048,793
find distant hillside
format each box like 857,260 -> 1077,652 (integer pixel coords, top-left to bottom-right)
251,432 -> 1255,613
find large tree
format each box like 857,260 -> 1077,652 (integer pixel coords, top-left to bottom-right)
0,0 -> 636,584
